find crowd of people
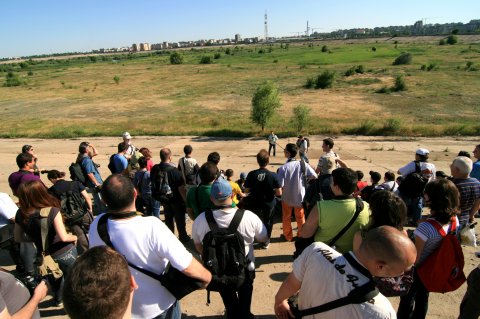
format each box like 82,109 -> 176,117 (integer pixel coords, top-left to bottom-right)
0,132 -> 479,319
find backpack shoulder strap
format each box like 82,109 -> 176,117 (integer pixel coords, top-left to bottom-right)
414,160 -> 421,173
97,213 -> 114,248
425,219 -> 447,237
205,209 -> 220,232
328,198 -> 364,247
228,209 -> 245,233
297,252 -> 378,317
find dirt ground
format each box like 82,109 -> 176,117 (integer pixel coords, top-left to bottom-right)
1,135 -> 479,319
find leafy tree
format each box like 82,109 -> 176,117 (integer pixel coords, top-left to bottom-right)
392,74 -> 407,91
291,104 -> 311,134
199,56 -> 212,64
170,52 -> 184,64
251,81 -> 281,131
113,75 -> 120,84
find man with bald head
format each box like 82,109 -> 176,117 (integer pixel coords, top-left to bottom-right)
274,226 -> 416,319
151,148 -> 190,243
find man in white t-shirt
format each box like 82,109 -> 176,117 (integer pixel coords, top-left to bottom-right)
178,144 -> 199,192
268,131 -> 279,156
398,148 -> 436,225
274,226 -> 416,319
89,174 -> 211,319
192,178 -> 268,319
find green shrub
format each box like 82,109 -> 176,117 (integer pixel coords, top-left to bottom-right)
258,48 -> 265,54
27,71 -> 34,76
169,52 -> 184,64
214,53 -> 221,59
225,48 -> 231,55
199,56 -> 213,64
304,77 -> 316,88
344,67 -> 356,77
3,71 -> 23,87
273,59 -> 278,63
393,52 -> 412,65
113,75 -> 120,84
376,86 -> 390,94
355,65 -> 365,74
372,46 -> 377,52
446,35 -> 458,45
427,63 -> 438,71
382,118 -> 402,134
420,64 -> 427,71
392,74 -> 407,91
439,39 -> 446,45
315,70 -> 335,89
321,45 -> 328,52
291,104 -> 311,134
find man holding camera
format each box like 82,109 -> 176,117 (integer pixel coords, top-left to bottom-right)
77,142 -> 105,215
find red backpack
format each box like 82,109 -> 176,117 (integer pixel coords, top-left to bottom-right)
416,217 -> 466,293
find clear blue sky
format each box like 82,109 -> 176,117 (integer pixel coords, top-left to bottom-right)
1,0 -> 478,58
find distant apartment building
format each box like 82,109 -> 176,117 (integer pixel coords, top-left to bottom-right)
235,34 -> 242,43
139,43 -> 151,51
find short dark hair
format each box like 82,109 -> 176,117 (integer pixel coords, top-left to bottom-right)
457,150 -> 471,158
225,169 -> 234,178
285,143 -> 298,158
160,148 -> 171,162
21,144 -> 33,153
117,142 -> 128,153
199,162 -> 218,185
16,153 -> 34,169
366,191 -> 406,231
356,170 -> 364,180
332,168 -> 357,195
424,179 -> 460,224
207,152 -> 220,165
384,171 -> 395,182
101,174 -> 135,211
63,246 -> 131,319
137,156 -> 147,169
257,149 -> 269,167
47,170 -> 66,180
79,142 -> 90,154
417,154 -> 429,162
323,138 -> 334,149
184,145 -> 193,155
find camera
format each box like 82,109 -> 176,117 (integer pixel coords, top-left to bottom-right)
21,274 -> 53,296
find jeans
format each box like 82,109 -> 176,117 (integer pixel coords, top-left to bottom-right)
459,267 -> 480,319
152,199 -> 161,218
401,194 -> 423,224
268,143 -> 276,156
20,242 -> 37,275
51,245 -> 78,302
152,300 -> 181,319
397,270 -> 429,319
163,201 -> 189,242
219,270 -> 255,319
251,201 -> 275,238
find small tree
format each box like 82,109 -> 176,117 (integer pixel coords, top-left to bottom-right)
113,75 -> 120,84
321,45 -> 328,52
170,52 -> 184,64
4,71 -> 22,87
251,81 -> 281,131
199,56 -> 212,64
291,104 -> 311,134
392,74 -> 407,91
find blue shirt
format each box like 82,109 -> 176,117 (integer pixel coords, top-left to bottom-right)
471,161 -> 480,182
112,154 -> 128,174
79,155 -> 103,187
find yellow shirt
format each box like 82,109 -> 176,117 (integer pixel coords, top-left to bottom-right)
228,180 -> 242,205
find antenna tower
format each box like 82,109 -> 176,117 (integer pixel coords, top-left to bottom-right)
264,10 -> 269,41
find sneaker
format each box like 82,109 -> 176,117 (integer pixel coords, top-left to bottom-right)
261,240 -> 270,249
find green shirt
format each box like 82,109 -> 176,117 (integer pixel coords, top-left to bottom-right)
314,198 -> 369,253
186,184 -> 236,219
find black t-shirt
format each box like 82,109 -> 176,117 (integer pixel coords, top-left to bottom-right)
15,207 -> 73,256
48,180 -> 85,199
244,168 -> 281,207
158,162 -> 185,202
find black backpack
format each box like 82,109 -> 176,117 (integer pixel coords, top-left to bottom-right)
151,164 -> 174,203
202,209 -> 247,296
69,158 -> 87,186
60,182 -> 88,226
398,161 -> 429,198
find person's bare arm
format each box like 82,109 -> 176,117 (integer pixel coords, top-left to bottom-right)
87,173 -> 100,187
299,205 -> 319,238
181,257 -> 212,288
352,231 -> 362,251
414,235 -> 426,265
274,188 -> 282,197
469,199 -> 480,222
53,213 -> 77,243
80,189 -> 93,212
0,281 -> 48,319
274,272 -> 302,319
336,158 -> 348,168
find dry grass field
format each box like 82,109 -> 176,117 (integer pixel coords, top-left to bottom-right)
0,35 -> 479,138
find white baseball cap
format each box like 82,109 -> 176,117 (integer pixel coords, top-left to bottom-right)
122,132 -> 132,139
416,148 -> 429,156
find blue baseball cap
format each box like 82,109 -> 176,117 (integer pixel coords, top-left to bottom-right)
211,178 -> 232,201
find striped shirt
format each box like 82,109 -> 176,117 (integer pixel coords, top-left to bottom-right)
453,177 -> 480,225
414,217 -> 459,266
